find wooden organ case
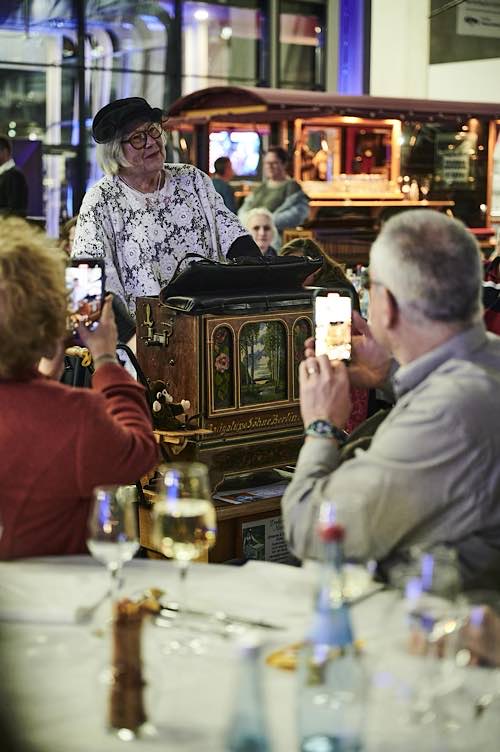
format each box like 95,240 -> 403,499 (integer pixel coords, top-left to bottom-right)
136,258 -> 321,489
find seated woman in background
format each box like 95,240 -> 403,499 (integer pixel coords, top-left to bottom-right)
244,207 -> 279,259
281,236 -> 369,433
0,218 -> 158,560
238,146 -> 309,241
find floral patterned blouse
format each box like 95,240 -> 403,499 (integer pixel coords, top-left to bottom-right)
72,163 -> 249,314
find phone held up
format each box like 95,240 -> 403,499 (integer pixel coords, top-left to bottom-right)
313,287 -> 353,362
65,259 -> 106,347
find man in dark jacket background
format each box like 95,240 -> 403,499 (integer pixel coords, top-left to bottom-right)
211,156 -> 237,213
0,134 -> 28,217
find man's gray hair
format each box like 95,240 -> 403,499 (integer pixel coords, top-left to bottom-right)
370,209 -> 482,325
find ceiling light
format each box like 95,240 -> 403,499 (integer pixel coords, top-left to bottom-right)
194,9 -> 209,21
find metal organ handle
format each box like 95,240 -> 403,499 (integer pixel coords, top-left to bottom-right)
141,303 -> 174,347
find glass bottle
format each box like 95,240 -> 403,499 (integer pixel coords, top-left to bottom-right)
409,179 -> 420,202
224,636 -> 271,752
298,506 -> 365,752
401,174 -> 411,199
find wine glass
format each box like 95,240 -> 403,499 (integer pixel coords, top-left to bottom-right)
87,484 -> 140,604
152,462 -> 217,650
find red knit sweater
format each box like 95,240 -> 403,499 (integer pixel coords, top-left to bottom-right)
0,363 -> 158,560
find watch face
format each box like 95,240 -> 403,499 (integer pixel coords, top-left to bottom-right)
307,419 -> 333,436
306,419 -> 347,443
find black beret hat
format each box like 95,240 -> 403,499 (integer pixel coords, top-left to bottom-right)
92,97 -> 164,144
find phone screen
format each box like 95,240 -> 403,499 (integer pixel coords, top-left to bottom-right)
65,260 -> 105,344
314,290 -> 352,361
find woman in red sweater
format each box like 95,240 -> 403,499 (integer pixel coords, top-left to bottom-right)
0,218 -> 158,559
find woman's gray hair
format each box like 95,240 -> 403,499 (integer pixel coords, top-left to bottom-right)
370,209 -> 482,325
96,136 -> 131,175
245,206 -> 276,230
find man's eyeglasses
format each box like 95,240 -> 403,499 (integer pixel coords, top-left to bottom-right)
122,123 -> 163,150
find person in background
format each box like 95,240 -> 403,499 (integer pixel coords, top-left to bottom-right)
211,156 -> 237,213
280,236 -> 368,432
72,97 -> 260,315
282,210 -> 500,591
59,215 -> 78,256
238,146 -> 309,242
0,217 -> 158,560
0,134 -> 28,218
483,241 -> 500,335
244,207 -> 278,259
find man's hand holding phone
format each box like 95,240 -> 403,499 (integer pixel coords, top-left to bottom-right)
299,355 -> 352,432
305,311 -> 392,390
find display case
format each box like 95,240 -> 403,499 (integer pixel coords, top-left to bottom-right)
166,86 -> 500,257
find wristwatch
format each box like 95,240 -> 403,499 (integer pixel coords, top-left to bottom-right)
304,419 -> 349,445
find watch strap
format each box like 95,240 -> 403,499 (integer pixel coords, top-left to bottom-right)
304,419 -> 349,444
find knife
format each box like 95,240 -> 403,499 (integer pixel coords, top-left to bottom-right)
159,602 -> 283,630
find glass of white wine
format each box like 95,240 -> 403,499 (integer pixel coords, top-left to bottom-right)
152,462 -> 216,649
87,485 -> 140,604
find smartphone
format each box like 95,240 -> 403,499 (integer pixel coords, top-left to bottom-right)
65,259 -> 105,346
314,288 -> 353,362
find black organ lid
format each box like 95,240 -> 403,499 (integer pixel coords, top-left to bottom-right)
159,255 -> 323,314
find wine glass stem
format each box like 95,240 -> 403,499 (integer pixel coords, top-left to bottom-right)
108,564 -> 122,604
176,561 -> 189,623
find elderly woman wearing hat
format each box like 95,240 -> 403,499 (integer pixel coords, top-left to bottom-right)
72,97 -> 260,314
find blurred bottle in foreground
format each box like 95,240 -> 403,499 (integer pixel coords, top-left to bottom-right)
298,502 -> 366,752
224,635 -> 271,752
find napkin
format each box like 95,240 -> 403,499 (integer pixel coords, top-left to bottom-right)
0,566 -> 107,625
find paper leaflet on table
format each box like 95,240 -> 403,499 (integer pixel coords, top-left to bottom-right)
213,481 -> 289,505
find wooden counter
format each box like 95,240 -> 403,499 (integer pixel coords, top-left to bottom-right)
307,199 -> 455,220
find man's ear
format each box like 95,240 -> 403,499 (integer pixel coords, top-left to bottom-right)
380,287 -> 399,330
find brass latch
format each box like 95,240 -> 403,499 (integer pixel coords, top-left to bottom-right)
142,304 -> 174,347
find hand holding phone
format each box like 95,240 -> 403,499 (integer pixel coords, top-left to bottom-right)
77,295 -> 118,359
314,288 -> 353,362
65,259 -> 105,346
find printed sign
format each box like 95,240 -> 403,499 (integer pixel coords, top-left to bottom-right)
435,132 -> 477,188
457,1 -> 500,39
441,154 -> 470,184
241,516 -> 292,563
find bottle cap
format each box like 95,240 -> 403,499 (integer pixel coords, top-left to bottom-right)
318,522 -> 345,542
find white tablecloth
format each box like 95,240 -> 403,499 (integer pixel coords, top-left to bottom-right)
0,557 -> 499,751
